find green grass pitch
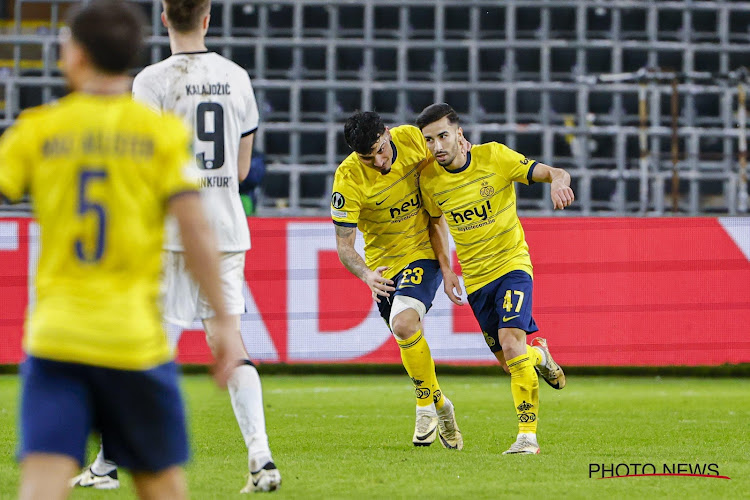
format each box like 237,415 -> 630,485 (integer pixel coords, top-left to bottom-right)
0,374 -> 747,499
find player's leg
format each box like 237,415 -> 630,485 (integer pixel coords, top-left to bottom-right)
71,251 -> 197,489
387,259 -> 462,449
389,303 -> 439,446
131,466 -> 187,500
498,326 -> 541,454
494,350 -> 510,374
200,252 -> 280,493
495,334 -> 565,389
495,271 -> 542,454
91,361 -> 190,499
20,454 -> 79,500
203,315 -> 280,493
18,357 -> 93,500
530,337 -> 566,389
69,443 -> 120,489
468,271 -> 540,454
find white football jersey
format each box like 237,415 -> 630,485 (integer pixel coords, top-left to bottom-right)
133,51 -> 258,251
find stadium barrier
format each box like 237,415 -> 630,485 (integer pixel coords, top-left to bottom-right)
1,217 -> 748,366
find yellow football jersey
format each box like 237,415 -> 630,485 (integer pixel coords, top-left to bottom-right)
0,93 -> 197,370
420,142 -> 536,294
331,125 -> 435,280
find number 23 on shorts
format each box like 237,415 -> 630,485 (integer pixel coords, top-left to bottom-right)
398,267 -> 424,288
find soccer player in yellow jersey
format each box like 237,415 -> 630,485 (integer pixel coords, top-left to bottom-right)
0,2 -> 244,499
416,103 -> 572,455
71,0 -> 280,493
332,111 -> 463,449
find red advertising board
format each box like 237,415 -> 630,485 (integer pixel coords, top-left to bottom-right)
1,217 -> 749,366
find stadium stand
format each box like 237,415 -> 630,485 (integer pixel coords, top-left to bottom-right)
1,0 -> 749,215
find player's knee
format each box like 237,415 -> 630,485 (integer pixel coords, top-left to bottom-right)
498,328 -> 525,352
389,296 -> 426,340
390,310 -> 421,340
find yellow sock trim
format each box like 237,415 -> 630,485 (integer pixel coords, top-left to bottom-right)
526,344 -> 542,367
396,330 -> 443,408
506,352 -> 540,433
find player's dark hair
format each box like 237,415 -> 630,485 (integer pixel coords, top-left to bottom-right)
66,0 -> 146,74
344,111 -> 386,155
164,0 -> 211,33
415,103 -> 460,130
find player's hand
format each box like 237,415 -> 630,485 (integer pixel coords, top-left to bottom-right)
551,180 -> 575,210
443,269 -> 464,305
364,266 -> 395,303
210,314 -> 247,389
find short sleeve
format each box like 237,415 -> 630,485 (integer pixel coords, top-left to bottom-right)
330,170 -> 361,227
241,75 -> 259,137
0,117 -> 32,202
132,71 -> 162,113
158,115 -> 199,202
493,142 -> 537,185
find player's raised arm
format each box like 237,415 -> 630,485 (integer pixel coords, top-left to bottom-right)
168,192 -> 247,387
334,224 -> 395,303
531,162 -> 575,210
427,215 -> 463,305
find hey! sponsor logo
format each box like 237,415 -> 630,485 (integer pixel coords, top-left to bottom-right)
450,200 -> 491,224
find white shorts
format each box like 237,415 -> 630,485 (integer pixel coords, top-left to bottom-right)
161,251 -> 246,328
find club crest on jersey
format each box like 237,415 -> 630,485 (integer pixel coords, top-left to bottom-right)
482,331 -> 495,347
331,192 -> 345,209
479,180 -> 494,198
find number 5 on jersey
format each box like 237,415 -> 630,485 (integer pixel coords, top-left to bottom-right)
75,169 -> 108,263
196,102 -> 224,169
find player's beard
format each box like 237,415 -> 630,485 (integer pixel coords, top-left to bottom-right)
435,143 -> 459,167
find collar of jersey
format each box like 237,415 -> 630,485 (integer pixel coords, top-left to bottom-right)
173,50 -> 212,56
442,152 -> 471,174
390,141 -> 398,166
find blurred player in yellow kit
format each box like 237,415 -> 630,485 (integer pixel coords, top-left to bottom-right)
71,0 -> 281,493
0,2 -> 244,498
416,103 -> 571,455
331,111 -> 464,449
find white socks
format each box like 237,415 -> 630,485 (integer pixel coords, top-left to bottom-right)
416,402 -> 437,417
533,346 -> 547,367
228,363 -> 273,472
91,444 -> 117,475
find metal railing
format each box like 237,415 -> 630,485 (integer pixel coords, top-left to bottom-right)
1,0 -> 749,216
